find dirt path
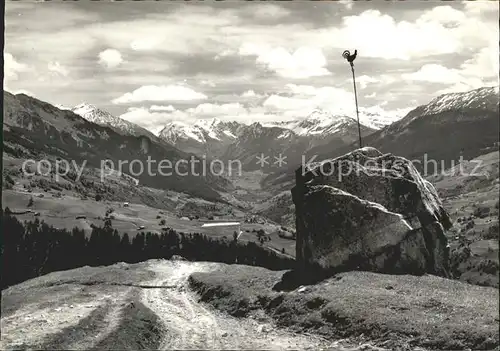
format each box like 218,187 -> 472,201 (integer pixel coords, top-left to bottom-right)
140,260 -> 342,350
0,290 -> 128,349
1,260 -> 388,350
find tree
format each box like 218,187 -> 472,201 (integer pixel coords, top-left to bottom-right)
0,212 -> 295,290
256,229 -> 266,241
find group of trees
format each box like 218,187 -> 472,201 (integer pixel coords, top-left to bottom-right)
1,209 -> 295,290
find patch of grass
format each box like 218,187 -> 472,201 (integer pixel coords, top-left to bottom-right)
189,265 -> 500,350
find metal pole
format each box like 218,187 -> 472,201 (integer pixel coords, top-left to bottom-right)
351,64 -> 362,149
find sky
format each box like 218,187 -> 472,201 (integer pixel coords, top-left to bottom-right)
4,0 -> 499,133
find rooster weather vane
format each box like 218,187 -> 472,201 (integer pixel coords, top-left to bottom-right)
342,49 -> 362,149
342,49 -> 358,67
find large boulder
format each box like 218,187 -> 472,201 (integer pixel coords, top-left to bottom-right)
291,147 -> 451,278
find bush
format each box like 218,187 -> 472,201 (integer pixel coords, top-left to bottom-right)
95,194 -> 102,201
473,206 -> 490,219
484,223 -> 499,239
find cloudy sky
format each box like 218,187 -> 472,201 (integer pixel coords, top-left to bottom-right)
4,0 -> 499,133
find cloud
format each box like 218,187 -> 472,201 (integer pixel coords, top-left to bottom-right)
241,90 -> 256,97
402,64 -> 463,84
120,107 -> 183,132
460,40 -> 499,79
240,45 -> 331,79
12,88 -> 37,97
130,38 -> 164,52
339,0 -> 354,11
112,85 -> 208,104
262,95 -> 313,112
200,80 -> 216,87
355,75 -> 380,89
463,1 -> 499,16
48,61 -> 69,77
251,4 -> 290,19
418,5 -> 467,24
264,83 -> 408,124
98,49 -> 123,69
4,53 -> 31,82
240,89 -> 265,99
5,2 -> 497,123
186,102 -> 248,117
256,47 -> 331,79
264,84 -> 354,116
150,105 -> 176,112
402,39 -> 498,89
317,7 -> 495,60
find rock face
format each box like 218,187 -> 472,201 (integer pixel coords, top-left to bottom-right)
291,147 -> 451,278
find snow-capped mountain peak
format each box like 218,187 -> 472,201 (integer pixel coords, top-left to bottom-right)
421,86 -> 499,116
399,86 -> 500,129
71,103 -> 153,138
158,118 -> 243,147
262,109 -> 359,137
72,103 -> 112,124
159,121 -> 206,144
194,117 -> 222,129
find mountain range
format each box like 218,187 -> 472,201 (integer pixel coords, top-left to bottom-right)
158,109 -> 377,162
71,103 -> 157,139
67,103 -> 380,171
3,92 -> 230,201
4,86 -> 498,196
262,86 -> 500,192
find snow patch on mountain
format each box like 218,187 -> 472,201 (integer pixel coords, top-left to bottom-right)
420,86 -> 499,116
55,104 -> 71,111
158,118 -> 241,145
399,86 -> 500,129
159,121 -> 206,144
264,109 -> 375,136
71,103 -> 153,138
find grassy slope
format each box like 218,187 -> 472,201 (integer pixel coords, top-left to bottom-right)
432,151 -> 500,288
1,187 -> 297,256
189,264 -> 499,350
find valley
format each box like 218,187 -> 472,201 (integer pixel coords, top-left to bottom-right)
2,86 -> 499,349
3,87 -> 500,288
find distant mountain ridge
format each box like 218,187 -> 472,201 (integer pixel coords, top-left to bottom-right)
157,109 -> 376,170
71,103 -> 157,139
3,92 -> 231,200
262,86 -> 500,192
158,118 -> 242,156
